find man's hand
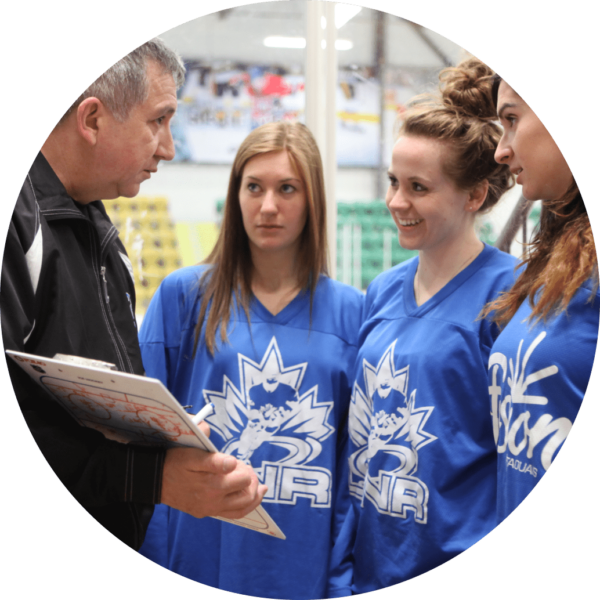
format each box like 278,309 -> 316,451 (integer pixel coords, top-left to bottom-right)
197,420 -> 210,438
161,446 -> 268,520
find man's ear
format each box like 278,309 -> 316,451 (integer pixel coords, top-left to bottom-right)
76,97 -> 105,146
466,179 -> 490,212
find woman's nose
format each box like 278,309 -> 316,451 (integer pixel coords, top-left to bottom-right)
494,135 -> 512,164
261,190 -> 278,214
387,188 -> 410,211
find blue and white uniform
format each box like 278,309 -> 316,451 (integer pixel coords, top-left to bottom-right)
334,244 -> 517,593
138,265 -> 363,600
488,279 -> 599,521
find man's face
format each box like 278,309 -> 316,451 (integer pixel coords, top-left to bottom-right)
95,60 -> 178,199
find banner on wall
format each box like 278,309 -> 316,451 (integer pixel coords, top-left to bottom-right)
171,62 -> 440,167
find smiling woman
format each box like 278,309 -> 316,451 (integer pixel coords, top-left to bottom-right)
386,135 -> 483,262
330,57 -> 520,593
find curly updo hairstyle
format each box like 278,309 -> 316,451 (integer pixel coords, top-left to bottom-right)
398,56 -> 514,212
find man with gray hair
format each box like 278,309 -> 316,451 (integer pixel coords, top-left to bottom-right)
1,38 -> 267,549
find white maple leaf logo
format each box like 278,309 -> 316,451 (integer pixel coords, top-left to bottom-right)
203,337 -> 334,467
349,341 -> 437,497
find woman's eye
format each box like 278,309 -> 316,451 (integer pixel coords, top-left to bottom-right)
388,176 -> 398,188
281,184 -> 296,194
247,183 -> 260,193
412,182 -> 426,192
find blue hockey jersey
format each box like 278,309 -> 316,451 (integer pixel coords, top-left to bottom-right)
488,279 -> 599,521
137,265 -> 363,599
334,244 -> 517,593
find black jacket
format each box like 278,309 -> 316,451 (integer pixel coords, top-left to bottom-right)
1,152 -> 165,549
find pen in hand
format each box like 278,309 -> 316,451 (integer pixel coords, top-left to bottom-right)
191,402 -> 215,425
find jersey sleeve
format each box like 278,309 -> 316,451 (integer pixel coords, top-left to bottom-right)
326,377 -> 354,595
326,283 -> 363,597
139,285 -> 174,388
327,499 -> 357,596
139,268 -> 201,390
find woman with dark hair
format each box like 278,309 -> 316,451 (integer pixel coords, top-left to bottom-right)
137,121 -> 363,600
329,58 -> 518,594
485,77 -> 598,521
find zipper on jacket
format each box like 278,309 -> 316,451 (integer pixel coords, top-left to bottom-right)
100,266 -> 110,304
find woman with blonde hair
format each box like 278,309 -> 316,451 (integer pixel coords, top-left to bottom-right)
329,58 -> 517,593
485,76 -> 598,521
137,121 -> 363,600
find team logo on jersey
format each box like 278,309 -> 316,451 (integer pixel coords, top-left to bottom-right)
203,337 -> 335,507
348,341 -> 436,523
489,331 -> 571,474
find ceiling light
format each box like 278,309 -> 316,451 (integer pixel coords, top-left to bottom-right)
321,40 -> 353,50
264,36 -> 306,49
335,39 -> 353,50
264,37 -> 353,51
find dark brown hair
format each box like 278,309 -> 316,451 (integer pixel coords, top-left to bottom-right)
482,80 -> 597,325
398,56 -> 514,211
194,121 -> 328,355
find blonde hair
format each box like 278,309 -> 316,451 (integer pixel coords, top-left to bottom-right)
195,121 -> 328,355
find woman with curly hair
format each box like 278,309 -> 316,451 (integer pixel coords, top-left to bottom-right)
485,76 -> 598,522
329,58 -> 518,594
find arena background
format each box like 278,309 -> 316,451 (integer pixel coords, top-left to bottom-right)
106,3 -> 527,320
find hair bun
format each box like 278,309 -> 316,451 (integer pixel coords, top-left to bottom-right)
439,56 -> 496,120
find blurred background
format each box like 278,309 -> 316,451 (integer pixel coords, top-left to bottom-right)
104,1 -> 534,319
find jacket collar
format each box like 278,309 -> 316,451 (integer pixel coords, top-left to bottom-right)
29,151 -> 77,213
30,152 -> 118,250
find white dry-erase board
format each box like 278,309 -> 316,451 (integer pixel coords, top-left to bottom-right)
7,349 -> 285,540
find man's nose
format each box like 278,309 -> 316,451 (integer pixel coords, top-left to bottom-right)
157,126 -> 176,162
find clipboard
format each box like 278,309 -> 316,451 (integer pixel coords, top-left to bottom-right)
7,349 -> 285,540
